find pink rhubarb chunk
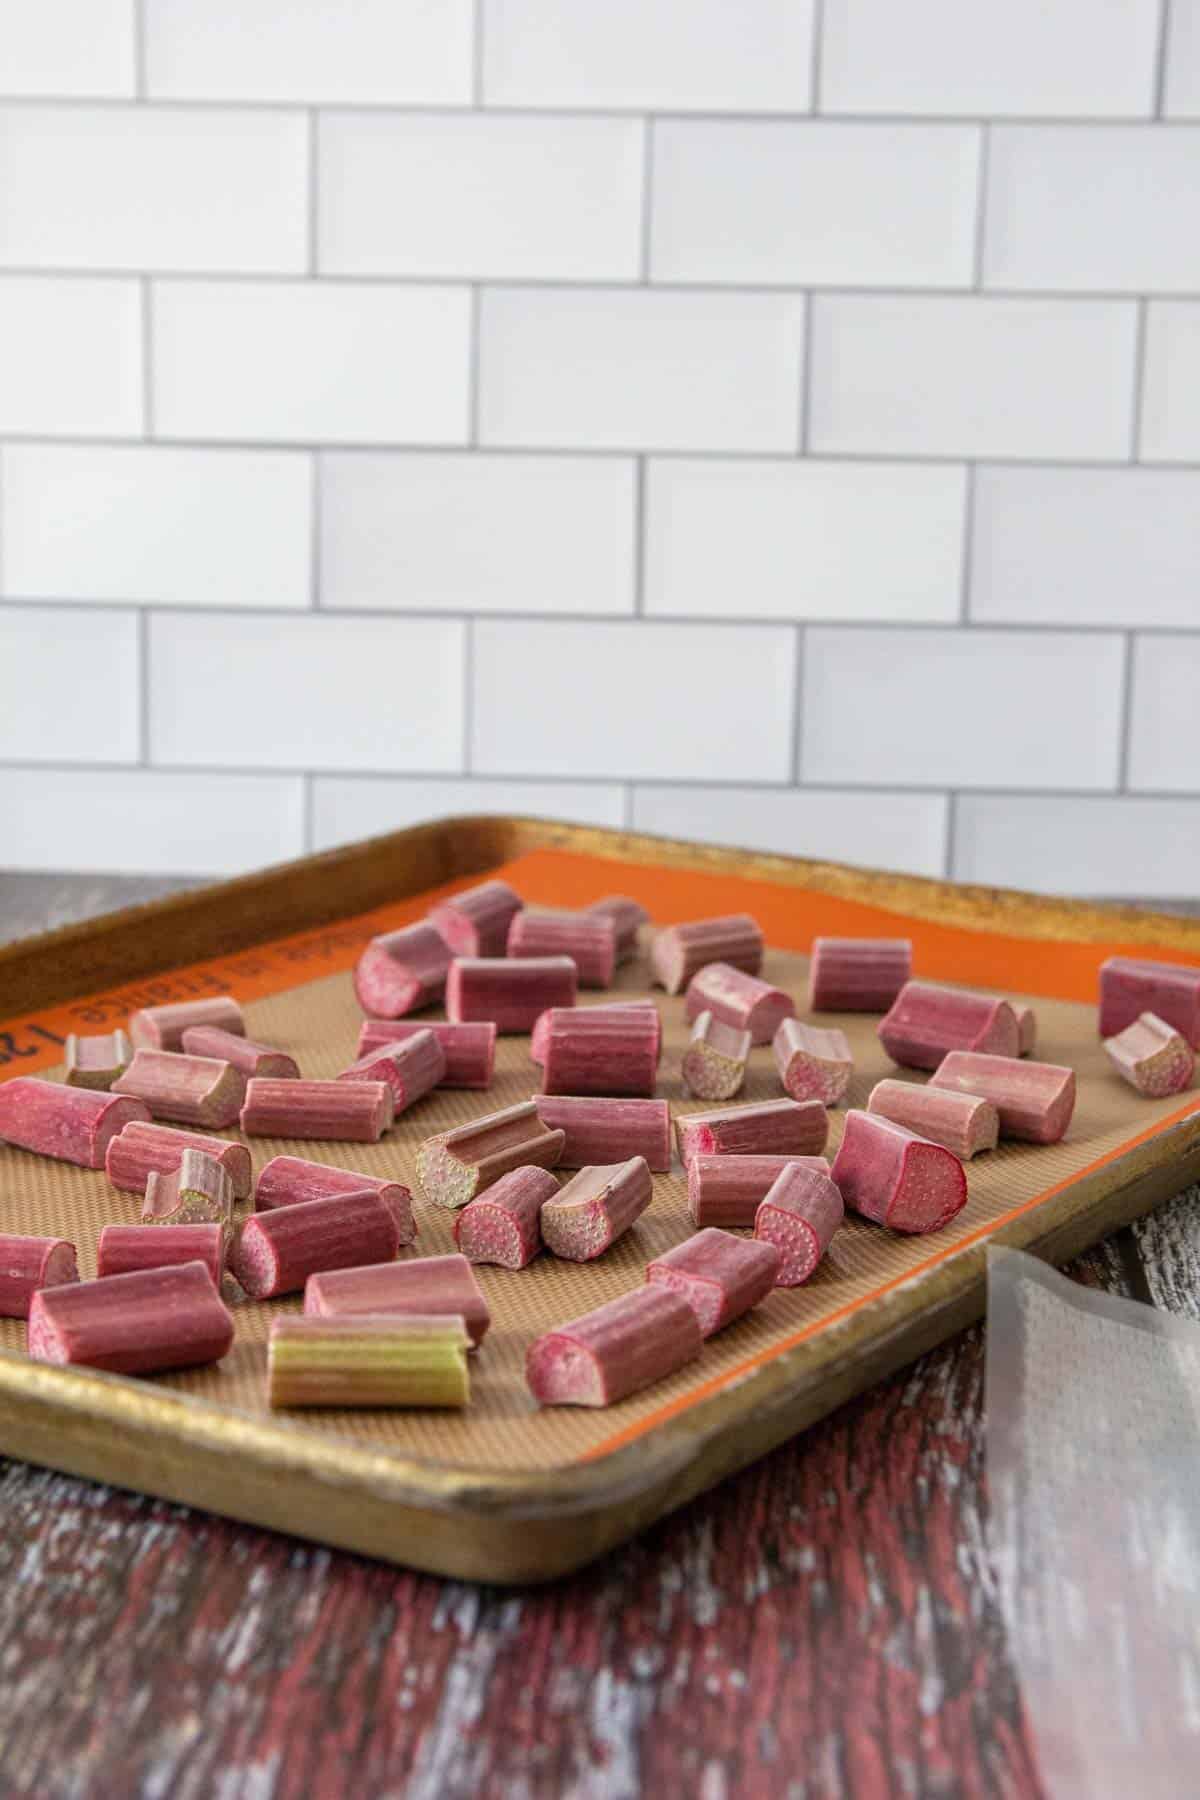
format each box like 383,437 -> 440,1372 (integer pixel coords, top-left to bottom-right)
254,1155 -> 416,1245
28,1261 -> 234,1374
429,879 -> 523,958
808,938 -> 912,1013
0,1235 -> 78,1318
773,1018 -> 853,1106
305,1252 -> 490,1348
142,1147 -> 233,1225
929,1051 -> 1076,1145
338,1029 -> 446,1114
507,908 -> 617,989
683,963 -> 794,1045
531,1001 -> 660,1068
105,1120 -> 251,1201
831,1110 -> 968,1235
417,1100 -> 565,1208
0,1079 -> 150,1169
541,1007 -> 659,1098
98,1222 -> 227,1287
526,1286 -> 702,1407
446,956 -> 577,1034
753,1163 -> 845,1285
1104,1012 -> 1196,1098
675,1098 -> 829,1166
646,1228 -> 779,1335
586,895 -> 650,959
878,981 -> 1019,1071
534,1095 -> 671,1172
240,1078 -> 393,1142
353,921 -> 452,1019
1099,956 -> 1200,1049
181,1025 -> 299,1080
113,1048 -> 245,1129
65,1030 -> 131,1090
867,1078 -> 998,1161
540,1156 -> 652,1262
129,995 -> 244,1053
452,1165 -> 558,1269
356,1019 -> 496,1089
232,1190 -> 399,1300
650,914 -> 764,997
681,1012 -> 750,1102
686,1153 -> 832,1229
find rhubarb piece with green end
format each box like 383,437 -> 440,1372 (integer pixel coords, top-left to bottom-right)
353,921 -> 452,1019
526,1286 -> 701,1407
417,1100 -> 564,1208
232,1190 -> 398,1300
429,879 -> 523,957
531,1002 -> 660,1068
650,914 -> 764,997
65,1030 -> 132,1091
682,1012 -> 750,1102
446,956 -> 577,1033
646,1228 -> 779,1335
534,1095 -> 671,1171
541,1007 -> 659,1098
683,963 -> 794,1045
1013,1005 -> 1038,1058
114,1049 -> 245,1129
181,1025 -> 299,1080
254,1155 -> 415,1244
808,938 -> 912,1013
305,1252 -> 490,1348
452,1165 -> 558,1269
105,1120 -> 251,1201
28,1261 -> 233,1374
268,1314 -> 471,1409
129,995 -> 244,1052
587,896 -> 650,959
507,908 -> 617,989
929,1051 -> 1077,1145
1099,956 -> 1200,1048
0,1234 -> 78,1318
240,1077 -> 393,1142
867,1078 -> 998,1161
541,1156 -> 652,1261
878,981 -> 1019,1072
686,1153 -> 831,1229
754,1164 -> 845,1284
832,1110 -> 968,1234
98,1222 -> 227,1287
1104,1012 -> 1196,1098
338,1029 -> 445,1114
356,1019 -> 496,1089
675,1097 -> 829,1166
143,1147 -> 233,1225
0,1079 -> 150,1169
773,1018 -> 853,1106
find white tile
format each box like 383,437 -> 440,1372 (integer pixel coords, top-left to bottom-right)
1166,0 -> 1200,116
0,767 -> 305,875
312,776 -> 626,850
955,794 -> 1200,899
0,0 -> 134,96
971,466 -> 1200,628
651,121 -> 979,288
472,619 -> 795,782
0,606 -> 139,763
149,613 -> 465,772
802,628 -> 1124,789
483,0 -> 814,111
821,0 -> 1159,117
0,277 -> 141,436
320,454 -> 635,614
2,446 -> 312,609
985,127 -> 1200,294
1141,303 -> 1200,462
632,785 -> 949,878
0,106 -> 307,274
153,282 -> 471,446
145,0 -> 472,104
1127,635 -> 1200,792
809,296 -> 1137,459
320,112 -> 642,281
479,288 -> 805,453
645,458 -> 965,623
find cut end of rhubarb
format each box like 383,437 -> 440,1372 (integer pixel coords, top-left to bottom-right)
42,1241 -> 80,1291
25,1297 -> 69,1365
526,1336 -> 605,1406
773,1019 -> 854,1107
230,1220 -> 280,1300
1104,1011 -> 1196,1098
754,1205 -> 823,1287
833,1110 -> 968,1235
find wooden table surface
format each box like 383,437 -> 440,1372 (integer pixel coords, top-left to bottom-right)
1,871 -> 1196,1800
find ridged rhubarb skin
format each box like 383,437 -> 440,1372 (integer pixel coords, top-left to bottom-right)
98,1222 -> 227,1287
305,1253 -> 491,1348
28,1261 -> 234,1374
417,1100 -> 565,1209
650,914 -> 764,997
808,938 -> 912,1013
446,956 -> 577,1034
646,1229 -> 780,1336
686,1154 -> 832,1229
0,1079 -> 150,1169
832,1110 -> 968,1235
143,1147 -> 234,1225
1014,1005 -> 1038,1058
268,1315 -> 471,1410
356,1019 -> 496,1089
240,1078 -> 393,1142
113,1049 -> 246,1130
526,1286 -> 702,1408
429,880 -> 524,958
353,921 -> 452,1019
255,1155 -> 416,1245
105,1120 -> 252,1201
452,1165 -> 558,1269
1104,1011 -> 1196,1098
180,1025 -> 300,1081
929,1051 -> 1077,1145
531,1002 -> 661,1068
0,1235 -> 78,1318
232,1190 -> 399,1300
507,909 -> 617,990
540,1156 -> 652,1262
65,1030 -> 132,1091
772,1018 -> 853,1107
587,896 -> 650,959
683,963 -> 794,1046
128,995 -> 245,1053
682,1012 -> 751,1102
534,1095 -> 672,1172
675,1098 -> 829,1166
542,1008 -> 659,1099
338,1030 -> 446,1114
1099,955 -> 1200,1048
753,1164 -> 845,1285
867,1078 -> 999,1161
878,981 -> 1020,1072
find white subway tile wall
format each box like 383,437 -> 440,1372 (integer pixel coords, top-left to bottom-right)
0,0 -> 1195,894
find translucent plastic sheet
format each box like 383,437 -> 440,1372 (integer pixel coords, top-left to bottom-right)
986,1247 -> 1200,1797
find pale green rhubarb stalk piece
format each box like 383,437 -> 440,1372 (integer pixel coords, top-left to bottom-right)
65,1030 -> 132,1090
267,1314 -> 470,1410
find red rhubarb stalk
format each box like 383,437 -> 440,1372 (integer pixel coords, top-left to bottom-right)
0,1079 -> 150,1169
867,1078 -> 998,1160
878,981 -> 1019,1071
452,1165 -> 557,1269
98,1222 -> 227,1287
808,938 -> 912,1013
684,963 -> 794,1045
129,995 -> 244,1052
586,895 -> 650,959
355,1019 -> 496,1089
338,1030 -> 446,1114
773,1018 -> 853,1106
541,1007 -> 659,1098
65,1030 -> 132,1090
832,1110 -> 968,1234
753,1163 -> 845,1284
531,1002 -> 661,1068
446,956 -> 577,1033
305,1252 -> 490,1348
1099,956 -> 1200,1048
675,1098 -> 829,1166
0,1235 -> 78,1318
254,1155 -> 416,1244
540,1156 -> 652,1261
417,1101 -> 565,1208
232,1191 -> 399,1300
28,1261 -> 234,1373
240,1078 -> 393,1142
105,1120 -> 252,1201
353,921 -> 452,1019
1104,1012 -> 1196,1098
682,1012 -> 750,1102
534,1095 -> 672,1171
180,1025 -> 299,1080
646,1229 -> 779,1335
650,914 -> 764,997
113,1049 -> 245,1129
526,1287 -> 702,1407
507,909 -> 617,989
686,1153 -> 832,1229
429,879 -> 524,957
143,1147 -> 233,1224
929,1051 -> 1076,1144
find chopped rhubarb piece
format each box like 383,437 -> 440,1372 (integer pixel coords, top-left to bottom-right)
143,1148 -> 233,1225
929,1050 -> 1077,1145
338,1030 -> 445,1114
682,1012 -> 750,1101
867,1078 -> 998,1160
98,1222 -> 227,1287
675,1097 -> 829,1166
446,956 -> 577,1033
684,963 -> 794,1046
105,1120 -> 251,1201
417,1100 -> 564,1208
129,995 -> 244,1052
255,1155 -> 415,1244
356,1019 -> 496,1089
541,1007 -> 659,1098
1014,1004 -> 1038,1058
878,981 -> 1019,1072
808,938 -> 912,1013
268,1314 -> 470,1410
773,1018 -> 853,1106
0,1235 -> 78,1318
240,1078 -> 393,1142
526,1286 -> 701,1407
531,1001 -> 660,1068
646,1228 -> 779,1335
65,1029 -> 132,1091
1099,955 -> 1200,1048
452,1165 -> 558,1269
306,1252 -> 490,1348
650,914 -> 764,997
28,1261 -> 233,1374
753,1164 -> 845,1285
541,1156 -> 652,1261
113,1049 -> 245,1129
832,1110 -> 968,1234
232,1190 -> 398,1300
686,1153 -> 832,1229
587,895 -> 650,959
429,879 -> 523,957
507,908 -> 617,989
0,1079 -> 149,1169
180,1025 -> 299,1080
353,921 -> 451,1019
1104,1011 -> 1196,1098
534,1095 -> 672,1171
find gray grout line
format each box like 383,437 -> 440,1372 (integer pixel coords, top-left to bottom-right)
958,462 -> 976,621
809,0 -> 826,112
140,277 -> 154,437
944,791 -> 958,879
972,124 -> 991,287
309,452 -> 321,609
632,456 -> 647,615
462,616 -> 475,772
1117,633 -> 1137,790
1131,296 -> 1149,459
471,0 -> 485,107
132,0 -> 147,100
136,609 -> 150,765
791,626 -> 806,782
1154,0 -> 1173,118
306,110 -> 319,275
639,118 -> 656,283
467,285 -> 482,444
